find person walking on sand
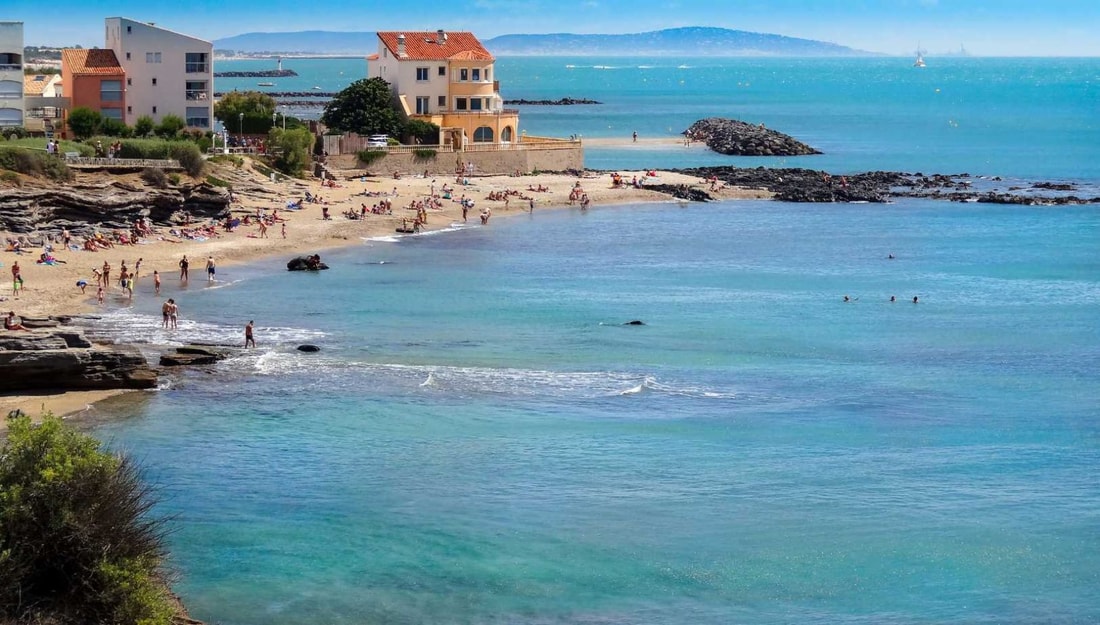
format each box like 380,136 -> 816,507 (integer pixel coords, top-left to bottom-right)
259,220 -> 268,238
281,222 -> 286,239
245,320 -> 255,348
179,255 -> 189,281
153,270 -> 161,295
11,261 -> 22,296
206,256 -> 216,282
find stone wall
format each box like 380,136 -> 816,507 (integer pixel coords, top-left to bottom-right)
323,146 -> 583,177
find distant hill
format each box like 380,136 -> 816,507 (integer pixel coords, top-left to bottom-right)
213,26 -> 873,57
486,27 -> 871,56
213,31 -> 377,55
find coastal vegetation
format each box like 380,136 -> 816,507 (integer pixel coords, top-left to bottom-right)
0,146 -> 74,181
321,78 -> 404,139
0,415 -> 175,625
356,149 -> 387,167
214,90 -> 306,134
268,127 -> 314,176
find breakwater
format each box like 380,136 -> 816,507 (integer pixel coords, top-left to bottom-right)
213,69 -> 299,78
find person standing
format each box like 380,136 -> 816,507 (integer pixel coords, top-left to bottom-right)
102,261 -> 111,290
161,299 -> 171,328
245,320 -> 255,348
167,299 -> 178,329
281,222 -> 286,239
179,255 -> 189,281
10,261 -> 22,296
153,270 -> 161,295
206,256 -> 216,282
632,130 -> 638,142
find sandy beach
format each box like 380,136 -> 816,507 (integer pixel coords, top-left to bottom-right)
0,160 -> 769,423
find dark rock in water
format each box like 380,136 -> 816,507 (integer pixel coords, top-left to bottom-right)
213,69 -> 298,78
624,320 -> 646,326
0,330 -> 157,391
503,97 -> 602,105
685,118 -> 821,157
297,344 -> 321,353
646,184 -> 713,202
160,345 -> 231,367
676,166 -> 907,203
287,256 -> 329,271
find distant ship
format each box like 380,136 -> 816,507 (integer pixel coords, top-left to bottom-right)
258,81 -> 275,86
914,43 -> 927,67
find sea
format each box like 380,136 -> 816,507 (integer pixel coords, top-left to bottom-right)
83,56 -> 1100,625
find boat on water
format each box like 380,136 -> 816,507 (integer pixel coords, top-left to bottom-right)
312,86 -> 322,90
914,53 -> 926,68
257,81 -> 275,86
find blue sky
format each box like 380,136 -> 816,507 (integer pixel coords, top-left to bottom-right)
12,0 -> 1100,56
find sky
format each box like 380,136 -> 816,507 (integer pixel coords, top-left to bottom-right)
9,0 -> 1100,56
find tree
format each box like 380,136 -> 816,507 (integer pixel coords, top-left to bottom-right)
0,415 -> 175,625
155,114 -> 185,138
100,117 -> 130,137
321,77 -> 403,137
133,115 -> 155,137
214,91 -> 279,134
67,107 -> 101,140
269,127 -> 314,175
404,119 -> 440,145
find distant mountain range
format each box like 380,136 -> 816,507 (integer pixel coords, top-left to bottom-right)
213,27 -> 874,57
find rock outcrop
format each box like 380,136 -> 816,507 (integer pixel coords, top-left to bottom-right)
0,328 -> 157,392
685,118 -> 821,156
287,255 -> 328,271
0,181 -> 231,235
159,345 -> 232,367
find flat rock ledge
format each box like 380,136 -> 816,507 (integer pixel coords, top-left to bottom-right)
0,326 -> 157,392
685,118 -> 821,156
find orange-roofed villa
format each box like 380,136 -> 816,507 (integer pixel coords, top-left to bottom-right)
372,30 -> 518,149
60,48 -> 126,131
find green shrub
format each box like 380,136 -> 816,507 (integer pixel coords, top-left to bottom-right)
208,154 -> 244,168
68,107 -> 102,139
0,146 -> 72,182
356,149 -> 387,167
168,172 -> 181,185
205,174 -> 231,187
100,118 -> 129,137
3,126 -> 30,140
0,415 -> 175,625
133,115 -> 155,138
141,167 -> 168,188
412,148 -> 437,161
168,142 -> 204,177
0,169 -> 21,186
155,114 -> 186,138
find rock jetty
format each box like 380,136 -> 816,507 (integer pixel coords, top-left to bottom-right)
503,98 -> 602,105
685,118 -> 821,157
213,69 -> 298,78
0,326 -> 157,392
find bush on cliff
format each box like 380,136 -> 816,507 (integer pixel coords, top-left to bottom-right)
0,146 -> 73,182
269,127 -> 314,176
0,415 -> 175,625
99,138 -> 205,177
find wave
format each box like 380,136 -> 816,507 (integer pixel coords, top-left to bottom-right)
83,309 -> 327,349
363,235 -> 401,243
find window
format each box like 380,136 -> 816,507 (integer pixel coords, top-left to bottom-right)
102,107 -> 123,121
100,80 -> 123,102
415,96 -> 429,114
416,67 -> 429,81
502,126 -> 513,142
473,126 -> 494,142
455,98 -> 467,111
127,78 -> 132,86
156,52 -> 161,63
152,106 -> 157,114
145,52 -> 161,63
152,78 -> 157,86
186,81 -> 208,100
126,52 -> 131,60
127,106 -> 132,114
185,106 -> 209,128
127,25 -> 131,33
437,95 -> 446,107
470,98 -> 483,111
438,66 -> 445,76
472,68 -> 480,81
185,52 -> 208,73
460,68 -> 468,81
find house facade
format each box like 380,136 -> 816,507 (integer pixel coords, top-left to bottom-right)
60,48 -> 127,128
104,17 -> 213,129
373,30 -> 518,147
23,73 -> 67,135
0,21 -> 24,129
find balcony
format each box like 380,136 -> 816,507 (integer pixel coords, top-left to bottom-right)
185,62 -> 210,74
186,89 -> 211,101
0,64 -> 20,72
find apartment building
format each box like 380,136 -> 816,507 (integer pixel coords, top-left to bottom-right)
0,21 -> 24,128
104,17 -> 213,129
23,73 -> 67,135
60,48 -> 126,125
373,30 -> 518,148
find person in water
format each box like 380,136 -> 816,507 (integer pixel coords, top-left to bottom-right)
913,296 -> 919,304
245,320 -> 255,348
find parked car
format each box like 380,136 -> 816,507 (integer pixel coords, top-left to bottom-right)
367,135 -> 389,147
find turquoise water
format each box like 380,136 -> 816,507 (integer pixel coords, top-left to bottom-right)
216,56 -> 1100,179
90,199 -> 1100,624
84,57 -> 1100,624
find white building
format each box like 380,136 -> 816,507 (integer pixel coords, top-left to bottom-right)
104,17 -> 212,129
0,21 -> 24,128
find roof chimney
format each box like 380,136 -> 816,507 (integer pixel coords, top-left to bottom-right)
437,29 -> 446,45
397,34 -> 406,57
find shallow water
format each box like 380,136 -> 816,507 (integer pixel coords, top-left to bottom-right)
90,199 -> 1100,624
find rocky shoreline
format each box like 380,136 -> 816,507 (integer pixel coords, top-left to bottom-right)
664,166 -> 1100,205
213,69 -> 298,78
503,97 -> 602,105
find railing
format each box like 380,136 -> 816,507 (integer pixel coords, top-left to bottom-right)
0,64 -> 21,71
0,92 -> 21,99
186,90 -> 210,101
64,156 -> 183,169
185,63 -> 210,73
426,108 -> 520,116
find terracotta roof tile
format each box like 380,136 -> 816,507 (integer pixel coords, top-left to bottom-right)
377,31 -> 493,62
23,74 -> 54,95
62,48 -> 124,75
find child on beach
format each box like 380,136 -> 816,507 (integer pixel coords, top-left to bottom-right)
96,285 -> 104,304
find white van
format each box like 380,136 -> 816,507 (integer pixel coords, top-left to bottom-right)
367,135 -> 389,147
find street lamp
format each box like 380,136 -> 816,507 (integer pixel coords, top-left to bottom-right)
281,107 -> 286,130
238,112 -> 244,136
272,111 -> 277,132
